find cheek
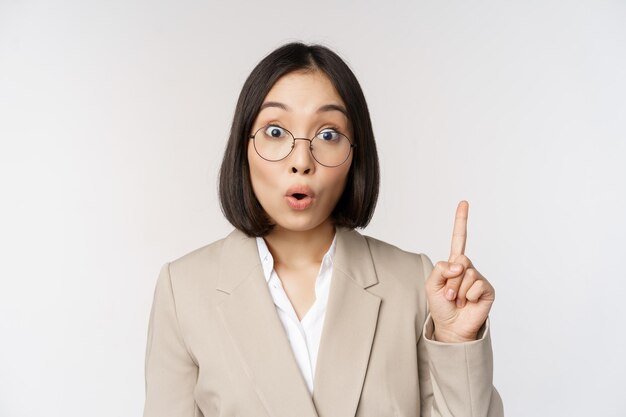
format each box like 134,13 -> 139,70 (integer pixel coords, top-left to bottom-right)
248,144 -> 277,199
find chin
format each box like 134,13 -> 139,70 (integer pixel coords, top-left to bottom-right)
270,212 -> 330,233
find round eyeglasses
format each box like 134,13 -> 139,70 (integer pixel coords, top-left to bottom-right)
249,124 -> 356,167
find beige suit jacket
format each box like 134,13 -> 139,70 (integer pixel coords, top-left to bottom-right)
143,227 -> 504,417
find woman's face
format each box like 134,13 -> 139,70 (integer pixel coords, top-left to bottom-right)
247,70 -> 353,234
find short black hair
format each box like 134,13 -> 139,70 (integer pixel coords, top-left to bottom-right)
218,42 -> 379,237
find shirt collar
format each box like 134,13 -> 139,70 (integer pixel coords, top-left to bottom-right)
255,232 -> 338,283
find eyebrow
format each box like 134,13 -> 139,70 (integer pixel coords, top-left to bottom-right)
259,101 -> 348,118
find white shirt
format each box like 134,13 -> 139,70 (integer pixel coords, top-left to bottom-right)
255,234 -> 336,395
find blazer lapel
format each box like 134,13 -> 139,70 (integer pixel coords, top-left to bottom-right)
215,229 -> 318,417
312,228 -> 381,417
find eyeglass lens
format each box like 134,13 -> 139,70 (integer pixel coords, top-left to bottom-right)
252,125 -> 352,167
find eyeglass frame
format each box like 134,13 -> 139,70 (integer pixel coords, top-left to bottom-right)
248,124 -> 357,168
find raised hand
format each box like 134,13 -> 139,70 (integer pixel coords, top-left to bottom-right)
425,201 -> 495,343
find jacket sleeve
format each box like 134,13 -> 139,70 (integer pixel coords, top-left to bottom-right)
417,254 -> 504,417
143,263 -> 204,417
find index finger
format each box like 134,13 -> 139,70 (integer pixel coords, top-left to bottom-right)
449,200 -> 469,262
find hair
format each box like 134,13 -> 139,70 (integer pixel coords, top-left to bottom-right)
218,42 -> 380,237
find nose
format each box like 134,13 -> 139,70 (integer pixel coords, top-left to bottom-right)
289,138 -> 315,174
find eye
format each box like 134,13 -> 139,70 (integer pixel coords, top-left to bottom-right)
263,125 -> 287,139
317,128 -> 341,142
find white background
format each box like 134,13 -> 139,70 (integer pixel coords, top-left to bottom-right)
1,1 -> 625,416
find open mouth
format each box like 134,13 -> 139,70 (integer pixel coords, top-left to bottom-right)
285,185 -> 314,210
285,188 -> 313,210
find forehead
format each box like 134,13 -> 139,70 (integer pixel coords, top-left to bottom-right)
261,70 -> 347,115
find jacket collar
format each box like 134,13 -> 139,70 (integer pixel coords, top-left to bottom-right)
216,227 -> 378,293
215,227 -> 381,417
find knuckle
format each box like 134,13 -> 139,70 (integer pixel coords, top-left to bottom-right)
459,279 -> 472,293
456,287 -> 468,298
457,254 -> 471,266
448,277 -> 462,289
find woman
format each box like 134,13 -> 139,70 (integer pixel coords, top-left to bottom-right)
143,42 -> 504,417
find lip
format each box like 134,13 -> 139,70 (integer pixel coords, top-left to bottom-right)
285,185 -> 315,210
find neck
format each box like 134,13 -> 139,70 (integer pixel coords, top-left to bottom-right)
263,219 -> 336,269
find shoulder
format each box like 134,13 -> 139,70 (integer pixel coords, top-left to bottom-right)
350,230 -> 433,321
169,235 -> 228,274
360,232 -> 432,276
159,230 -> 241,296
335,227 -> 434,289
